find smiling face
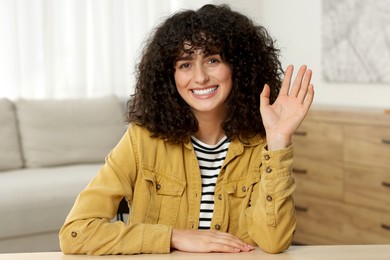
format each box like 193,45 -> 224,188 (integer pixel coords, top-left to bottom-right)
174,49 -> 233,119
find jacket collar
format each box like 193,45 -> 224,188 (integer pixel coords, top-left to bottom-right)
183,134 -> 264,151
226,134 -> 264,161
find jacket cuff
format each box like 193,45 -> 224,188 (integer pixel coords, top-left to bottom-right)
261,144 -> 293,180
141,224 -> 172,254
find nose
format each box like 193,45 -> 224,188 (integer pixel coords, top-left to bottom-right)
193,65 -> 209,84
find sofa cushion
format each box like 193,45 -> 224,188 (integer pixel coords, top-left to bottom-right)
0,98 -> 24,170
0,164 -> 101,239
16,96 -> 125,168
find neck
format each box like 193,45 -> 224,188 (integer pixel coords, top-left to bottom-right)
193,110 -> 226,145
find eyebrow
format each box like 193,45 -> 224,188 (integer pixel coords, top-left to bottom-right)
175,55 -> 193,62
175,53 -> 220,63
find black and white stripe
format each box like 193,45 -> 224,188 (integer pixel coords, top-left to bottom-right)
191,135 -> 230,230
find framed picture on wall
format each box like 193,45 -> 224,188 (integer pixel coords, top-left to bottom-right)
322,0 -> 390,83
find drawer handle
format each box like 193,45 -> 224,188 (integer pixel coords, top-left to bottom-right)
381,224 -> 390,230
382,139 -> 390,145
295,205 -> 308,212
382,182 -> 390,188
292,168 -> 308,174
294,131 -> 307,136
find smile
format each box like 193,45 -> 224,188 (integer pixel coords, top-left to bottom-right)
192,86 -> 218,95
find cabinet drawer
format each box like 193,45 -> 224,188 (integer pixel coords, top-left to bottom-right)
343,203 -> 390,244
344,125 -> 390,168
345,163 -> 390,211
293,157 -> 343,200
293,121 -> 343,161
293,195 -> 390,245
293,195 -> 348,244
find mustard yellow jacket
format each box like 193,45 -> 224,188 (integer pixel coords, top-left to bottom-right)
59,124 -> 296,255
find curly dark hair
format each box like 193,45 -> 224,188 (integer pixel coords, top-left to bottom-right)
127,4 -> 283,143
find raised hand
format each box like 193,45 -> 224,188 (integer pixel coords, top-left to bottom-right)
260,65 -> 314,151
171,229 -> 254,253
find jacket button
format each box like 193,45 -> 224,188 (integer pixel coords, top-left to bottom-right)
215,224 -> 221,230
218,194 -> 222,200
266,167 -> 272,173
71,231 -> 78,238
242,186 -> 247,192
156,183 -> 161,190
264,154 -> 270,160
266,195 -> 273,202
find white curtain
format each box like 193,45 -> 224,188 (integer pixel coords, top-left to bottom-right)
0,0 -> 210,100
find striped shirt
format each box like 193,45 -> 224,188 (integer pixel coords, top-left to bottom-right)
191,135 -> 231,230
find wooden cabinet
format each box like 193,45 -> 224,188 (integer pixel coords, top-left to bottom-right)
292,106 -> 390,244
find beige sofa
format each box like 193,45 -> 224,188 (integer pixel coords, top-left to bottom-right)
0,96 -> 126,253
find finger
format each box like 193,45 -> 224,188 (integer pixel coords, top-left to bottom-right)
303,84 -> 315,111
211,233 -> 253,251
297,69 -> 312,103
209,243 -> 241,253
209,230 -> 253,251
210,239 -> 251,253
289,65 -> 307,97
260,84 -> 271,110
280,65 -> 294,95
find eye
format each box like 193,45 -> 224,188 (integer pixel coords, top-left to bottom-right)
180,63 -> 190,68
206,55 -> 222,65
177,62 -> 191,70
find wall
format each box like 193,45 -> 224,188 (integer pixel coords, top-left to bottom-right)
213,0 -> 390,109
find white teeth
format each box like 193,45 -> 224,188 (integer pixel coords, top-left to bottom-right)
192,86 -> 218,95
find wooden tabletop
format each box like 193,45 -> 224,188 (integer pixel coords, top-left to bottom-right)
1,245 -> 389,260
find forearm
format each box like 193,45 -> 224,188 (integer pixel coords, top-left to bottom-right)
60,219 -> 172,255
246,145 -> 296,253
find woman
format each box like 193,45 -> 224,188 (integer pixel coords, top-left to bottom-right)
59,4 -> 314,255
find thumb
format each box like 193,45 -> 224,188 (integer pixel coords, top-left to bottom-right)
260,84 -> 271,110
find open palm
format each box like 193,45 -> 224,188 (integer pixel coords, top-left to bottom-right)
260,65 -> 314,150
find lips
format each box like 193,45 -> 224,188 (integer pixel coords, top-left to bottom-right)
191,86 -> 218,95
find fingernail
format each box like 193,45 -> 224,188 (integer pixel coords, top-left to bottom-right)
246,244 -> 255,249
234,248 -> 240,252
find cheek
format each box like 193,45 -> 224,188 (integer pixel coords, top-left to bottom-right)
174,72 -> 192,92
174,74 -> 187,99
174,72 -> 185,89
216,64 -> 232,79
219,68 -> 233,89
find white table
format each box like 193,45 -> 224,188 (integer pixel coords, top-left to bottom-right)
1,245 -> 389,260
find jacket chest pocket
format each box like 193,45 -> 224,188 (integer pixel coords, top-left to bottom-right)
142,168 -> 186,226
225,170 -> 260,193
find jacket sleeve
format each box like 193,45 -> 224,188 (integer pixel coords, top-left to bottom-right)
59,127 -> 172,255
245,145 -> 296,253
